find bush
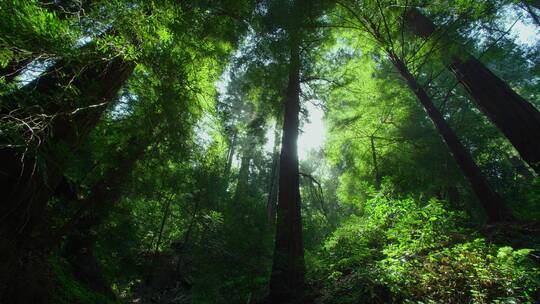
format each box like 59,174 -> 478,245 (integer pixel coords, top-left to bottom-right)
308,197 -> 540,303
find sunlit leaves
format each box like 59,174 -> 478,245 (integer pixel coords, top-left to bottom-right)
310,197 -> 539,303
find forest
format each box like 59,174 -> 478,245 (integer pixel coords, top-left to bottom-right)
1,0 -> 539,303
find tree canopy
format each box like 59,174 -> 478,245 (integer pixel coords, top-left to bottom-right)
0,0 -> 539,303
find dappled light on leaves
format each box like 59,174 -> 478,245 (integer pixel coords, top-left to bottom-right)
0,1 -> 539,303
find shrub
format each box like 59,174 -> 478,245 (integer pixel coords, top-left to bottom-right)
308,197 -> 540,303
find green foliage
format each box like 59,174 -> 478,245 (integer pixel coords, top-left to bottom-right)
308,197 -> 540,303
50,256 -> 119,304
0,0 -> 76,56
2,1 -> 539,303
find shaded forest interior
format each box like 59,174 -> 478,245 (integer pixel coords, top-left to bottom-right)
2,0 -> 540,303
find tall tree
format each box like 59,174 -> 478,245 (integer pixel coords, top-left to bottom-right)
269,35 -> 305,302
259,0 -> 331,300
267,121 -> 281,224
0,56 -> 134,301
404,8 -> 540,174
390,55 -> 513,222
333,0 -> 513,222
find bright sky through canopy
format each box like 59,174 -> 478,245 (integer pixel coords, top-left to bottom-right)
263,101 -> 326,161
220,4 -> 538,164
290,12 -> 538,161
298,102 -> 325,160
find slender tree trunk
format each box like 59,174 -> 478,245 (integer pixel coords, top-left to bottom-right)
234,153 -> 251,200
405,8 -> 540,174
391,55 -> 513,223
174,196 -> 200,277
225,129 -> 238,177
268,41 -> 305,303
153,194 -> 175,262
369,136 -> 381,190
267,122 -> 281,224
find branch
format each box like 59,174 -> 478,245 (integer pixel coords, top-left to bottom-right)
299,172 -> 328,218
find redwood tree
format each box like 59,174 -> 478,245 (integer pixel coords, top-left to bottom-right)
269,38 -> 305,302
0,56 -> 134,301
334,0 -> 513,223
404,8 -> 540,174
390,55 -> 513,222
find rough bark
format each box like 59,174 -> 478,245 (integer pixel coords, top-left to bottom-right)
391,56 -> 513,223
268,41 -> 305,303
405,8 -> 540,174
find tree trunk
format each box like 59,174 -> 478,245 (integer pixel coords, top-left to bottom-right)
153,194 -> 175,263
61,135 -> 147,296
391,55 -> 513,223
174,197 -> 199,275
448,56 -> 540,173
0,57 -> 134,301
268,41 -> 305,303
405,8 -> 540,174
267,122 -> 281,224
225,129 -> 238,178
234,153 -> 251,201
0,57 -> 134,236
